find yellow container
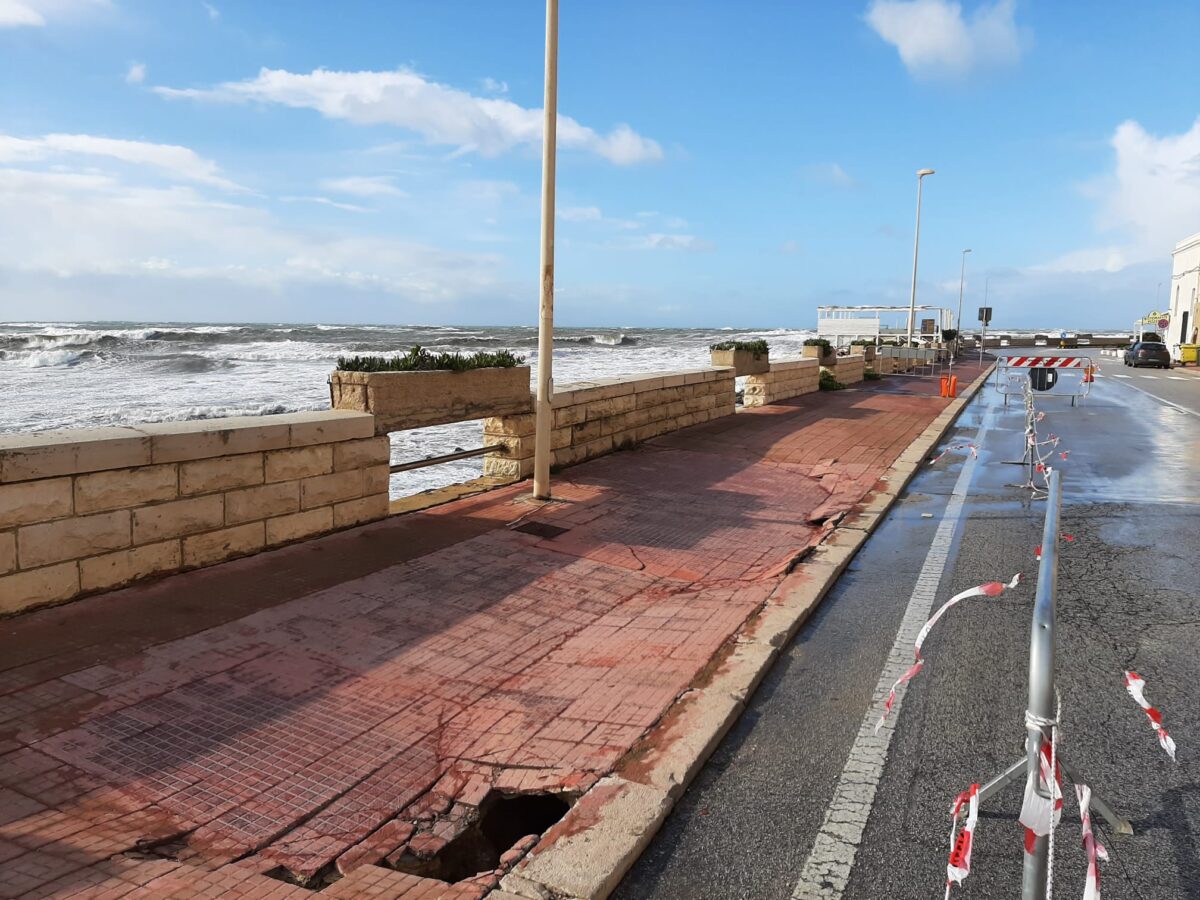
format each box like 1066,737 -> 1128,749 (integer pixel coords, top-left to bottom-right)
1182,344 -> 1199,365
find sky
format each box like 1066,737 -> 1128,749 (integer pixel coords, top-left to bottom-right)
2,0 -> 1199,329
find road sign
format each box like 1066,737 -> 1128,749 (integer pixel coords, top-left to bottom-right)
978,306 -> 992,325
1158,318 -> 1169,329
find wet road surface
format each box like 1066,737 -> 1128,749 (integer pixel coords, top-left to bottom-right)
617,365 -> 1200,899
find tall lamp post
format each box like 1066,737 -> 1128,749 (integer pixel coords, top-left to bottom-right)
955,248 -> 972,344
905,168 -> 936,347
532,0 -> 559,501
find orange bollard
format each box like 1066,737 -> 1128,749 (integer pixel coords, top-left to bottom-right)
949,375 -> 958,398
939,376 -> 949,397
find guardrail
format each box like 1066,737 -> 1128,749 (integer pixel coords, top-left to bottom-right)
388,444 -> 507,474
994,355 -> 1093,406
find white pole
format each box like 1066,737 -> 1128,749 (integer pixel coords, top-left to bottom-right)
955,249 -> 971,337
906,169 -> 935,347
532,0 -> 559,501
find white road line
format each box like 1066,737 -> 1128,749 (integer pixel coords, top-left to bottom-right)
1112,373 -> 1131,378
1139,375 -> 1159,380
1168,376 -> 1186,381
791,413 -> 989,900
1108,376 -> 1200,419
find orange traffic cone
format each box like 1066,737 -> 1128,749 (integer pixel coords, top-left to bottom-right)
939,376 -> 949,397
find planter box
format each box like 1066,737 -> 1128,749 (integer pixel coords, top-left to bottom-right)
710,348 -> 769,376
330,366 -> 532,434
851,345 -> 877,361
802,346 -> 838,367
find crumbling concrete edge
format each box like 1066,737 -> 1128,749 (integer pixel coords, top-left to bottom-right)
491,364 -> 996,900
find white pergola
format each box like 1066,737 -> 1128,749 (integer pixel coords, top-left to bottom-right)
816,304 -> 954,348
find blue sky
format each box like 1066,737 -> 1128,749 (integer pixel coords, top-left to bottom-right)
2,0 -> 1199,329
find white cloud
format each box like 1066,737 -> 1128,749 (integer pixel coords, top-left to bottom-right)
804,162 -> 857,188
0,0 -> 105,28
560,205 -> 602,222
125,62 -> 146,85
1039,117 -> 1200,273
202,2 -> 219,19
480,77 -> 508,95
0,132 -> 242,190
279,195 -> 370,213
0,166 -> 505,303
864,0 -> 1023,79
639,233 -> 715,252
320,175 -> 406,198
780,240 -> 803,255
155,67 -> 664,165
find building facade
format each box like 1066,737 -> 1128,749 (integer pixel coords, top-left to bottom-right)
1167,231 -> 1200,358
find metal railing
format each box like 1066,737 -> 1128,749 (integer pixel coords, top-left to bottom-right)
388,444 -> 507,474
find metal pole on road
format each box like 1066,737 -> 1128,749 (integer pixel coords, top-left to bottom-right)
979,277 -> 989,366
1022,467 -> 1061,900
955,248 -> 971,343
532,0 -> 559,501
905,168 -> 935,347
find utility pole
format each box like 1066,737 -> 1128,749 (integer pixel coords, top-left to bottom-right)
905,169 -> 935,347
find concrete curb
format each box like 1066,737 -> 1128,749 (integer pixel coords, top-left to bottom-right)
492,365 -> 996,900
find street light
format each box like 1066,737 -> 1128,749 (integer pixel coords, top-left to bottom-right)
955,248 -> 972,339
906,168 -> 935,347
532,0 -> 559,501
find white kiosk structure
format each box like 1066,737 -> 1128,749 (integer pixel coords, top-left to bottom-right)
816,304 -> 954,349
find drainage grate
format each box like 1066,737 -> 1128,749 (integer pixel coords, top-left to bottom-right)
512,521 -> 571,540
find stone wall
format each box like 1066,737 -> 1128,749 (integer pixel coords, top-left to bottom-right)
0,411 -> 390,615
824,354 -> 866,384
482,368 -> 735,480
869,355 -> 896,375
743,358 -> 819,406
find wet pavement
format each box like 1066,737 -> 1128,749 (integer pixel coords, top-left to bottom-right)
619,362 -> 1199,899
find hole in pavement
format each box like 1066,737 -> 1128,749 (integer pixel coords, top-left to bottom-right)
511,521 -> 571,540
390,792 -> 571,884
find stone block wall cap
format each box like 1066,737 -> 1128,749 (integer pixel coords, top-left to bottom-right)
0,426 -> 146,451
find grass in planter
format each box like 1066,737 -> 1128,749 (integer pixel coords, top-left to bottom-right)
336,346 -> 525,372
709,339 -> 769,358
819,369 -> 845,391
864,371 -> 883,381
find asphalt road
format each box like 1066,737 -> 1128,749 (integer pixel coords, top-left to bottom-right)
617,364 -> 1200,899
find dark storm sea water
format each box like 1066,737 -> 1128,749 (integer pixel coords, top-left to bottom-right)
0,321 -> 822,497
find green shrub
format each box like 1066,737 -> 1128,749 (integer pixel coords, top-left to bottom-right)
804,338 -> 833,354
850,339 -> 875,346
864,370 -> 883,381
336,346 -> 526,372
941,328 -> 959,341
819,369 -> 845,390
709,339 -> 769,358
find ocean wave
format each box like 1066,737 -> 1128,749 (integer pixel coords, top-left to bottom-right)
9,349 -> 95,368
151,355 -> 237,374
132,401 -> 326,423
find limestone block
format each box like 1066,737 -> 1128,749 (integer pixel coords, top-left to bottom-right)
570,419 -> 605,445
333,436 -> 391,471
552,404 -> 587,429
179,454 -> 263,495
284,411 -> 376,447
266,507 -> 333,546
0,427 -> 150,483
19,510 -> 131,568
225,481 -> 299,525
550,427 -> 573,451
0,562 -> 79,615
331,368 -> 531,434
139,418 -> 290,464
484,413 -> 536,437
132,495 -> 223,544
333,493 -> 390,528
483,456 -> 530,479
75,464 -> 178,514
362,464 -> 390,495
182,521 -> 265,568
0,477 -> 73,527
0,531 -> 14,575
300,469 -> 363,510
80,540 -> 181,593
265,445 -> 333,483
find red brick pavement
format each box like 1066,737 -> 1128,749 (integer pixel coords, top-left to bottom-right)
0,366 -> 985,898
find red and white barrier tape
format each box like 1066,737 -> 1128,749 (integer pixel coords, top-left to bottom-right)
1124,671 -> 1177,762
1034,534 -> 1076,560
876,574 -> 1022,731
930,443 -> 979,465
1075,783 -> 1107,900
945,783 -> 980,896
1020,737 -> 1063,853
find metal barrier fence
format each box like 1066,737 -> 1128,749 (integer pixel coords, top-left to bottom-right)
994,355 -> 1093,406
959,468 -> 1131,900
878,346 -> 953,378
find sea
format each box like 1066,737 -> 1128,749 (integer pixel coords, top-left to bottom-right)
0,322 -> 826,498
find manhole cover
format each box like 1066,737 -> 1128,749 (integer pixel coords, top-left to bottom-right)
512,521 -> 571,539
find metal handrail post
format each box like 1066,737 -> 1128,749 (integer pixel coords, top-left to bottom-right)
1022,467 -> 1062,900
